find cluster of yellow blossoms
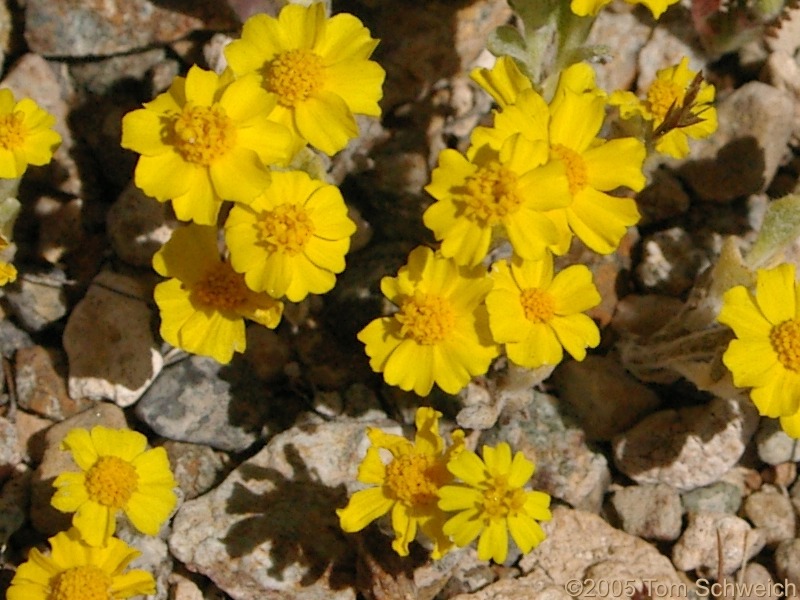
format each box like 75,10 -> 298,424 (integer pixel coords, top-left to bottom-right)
337,407 -> 552,563
121,2 -> 385,363
8,426 -> 178,600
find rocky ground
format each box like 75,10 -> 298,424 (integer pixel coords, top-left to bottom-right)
1,0 -> 800,599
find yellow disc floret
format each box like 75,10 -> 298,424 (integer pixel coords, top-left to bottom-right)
0,111 -> 26,150
256,204 -> 315,255
172,103 -> 237,165
646,78 -> 685,123
550,143 -> 588,196
520,287 -> 555,323
49,565 -> 113,600
84,456 -> 138,509
481,473 -> 528,520
193,262 -> 250,312
770,319 -> 800,372
266,49 -> 326,107
385,453 -> 440,507
461,162 -> 521,226
397,292 -> 456,345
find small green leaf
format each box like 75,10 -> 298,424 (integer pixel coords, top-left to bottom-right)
746,194 -> 800,269
487,25 -> 529,64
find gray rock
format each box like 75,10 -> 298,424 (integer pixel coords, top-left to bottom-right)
136,355 -> 275,453
610,483 -> 683,541
672,512 -> 765,577
682,481 -> 742,514
164,440 -> 228,501
743,485 -> 795,546
169,418 -> 386,600
69,48 -> 167,96
64,270 -> 162,407
553,355 -> 661,442
107,183 -> 176,268
118,519 -> 173,600
775,538 -> 800,587
0,318 -> 33,358
3,269 -> 68,332
756,418 -> 800,465
484,391 -> 610,512
587,9 -> 651,93
0,416 -> 22,483
613,396 -> 759,491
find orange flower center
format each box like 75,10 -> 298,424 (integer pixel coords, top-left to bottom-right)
646,78 -> 684,124
85,456 -> 138,509
520,287 -> 555,323
192,262 -> 250,312
397,292 -> 455,345
172,103 -> 236,165
770,319 -> 800,372
385,453 -> 441,507
481,474 -> 527,520
49,565 -> 113,600
0,111 -> 25,151
550,143 -> 587,196
256,203 -> 315,255
460,161 -> 521,226
265,49 -> 326,107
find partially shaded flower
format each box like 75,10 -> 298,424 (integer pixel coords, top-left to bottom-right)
610,57 -> 717,159
337,407 -> 465,558
570,0 -> 679,18
358,246 -> 498,396
718,263 -> 800,420
0,234 -> 16,285
0,89 -> 61,179
121,66 -> 292,225
152,224 -> 283,364
225,170 -> 355,302
424,133 -> 571,267
439,442 -> 551,563
51,427 -> 177,547
224,2 -> 385,156
7,528 -> 155,600
486,254 -> 601,369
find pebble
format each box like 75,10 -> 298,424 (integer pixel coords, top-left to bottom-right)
164,440 -> 227,501
553,355 -> 661,442
743,485 -> 795,546
15,346 -> 94,420
775,538 -> 800,587
0,318 -> 33,359
13,409 -> 53,464
3,268 -> 69,332
0,416 -> 22,484
613,396 -> 759,491
610,483 -> 683,541
681,481 -> 742,515
715,564 -> 779,600
117,519 -> 174,600
64,270 -> 162,407
587,8 -> 651,93
672,512 -> 765,577
755,417 -> 800,465
136,354 -> 274,453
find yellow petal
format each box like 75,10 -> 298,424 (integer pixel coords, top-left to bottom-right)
477,518 -> 508,563
756,263 -> 796,325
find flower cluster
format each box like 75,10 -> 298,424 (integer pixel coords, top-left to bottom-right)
337,407 -> 551,563
121,2 -> 383,363
7,426 -> 178,600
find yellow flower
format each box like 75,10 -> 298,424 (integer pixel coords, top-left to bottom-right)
337,407 -> 465,558
718,263 -> 800,420
0,89 -> 61,179
610,57 -> 717,159
0,234 -> 16,285
470,63 -> 645,255
470,56 -> 533,109
358,246 -> 498,396
224,2 -> 385,156
570,0 -> 679,18
50,427 -> 177,547
152,224 -> 283,364
424,133 -> 571,267
439,442 -> 551,563
486,255 -> 601,369
224,170 -> 355,302
121,65 -> 292,225
7,528 -> 155,600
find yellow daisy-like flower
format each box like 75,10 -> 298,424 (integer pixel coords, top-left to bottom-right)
121,65 -> 292,225
224,2 -> 385,157
358,246 -> 498,396
718,263 -> 800,422
337,407 -> 465,558
0,234 -> 17,285
153,224 -> 284,364
610,57 -> 717,159
486,254 -> 601,369
50,427 -> 177,547
570,0 -> 679,18
7,528 -> 155,600
439,442 -> 552,564
423,133 -> 571,267
470,62 -> 646,256
0,88 -> 61,179
224,170 -> 356,302
470,56 -> 533,109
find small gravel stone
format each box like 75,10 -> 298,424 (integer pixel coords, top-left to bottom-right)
0,416 -> 22,483
715,564 -> 780,600
3,268 -> 69,332
743,485 -> 795,546
164,441 -> 227,501
776,539 -> 800,587
610,483 -> 683,541
756,418 -> 800,465
15,346 -> 93,420
682,481 -> 742,515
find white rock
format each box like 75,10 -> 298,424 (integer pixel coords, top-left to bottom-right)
743,485 -> 795,546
